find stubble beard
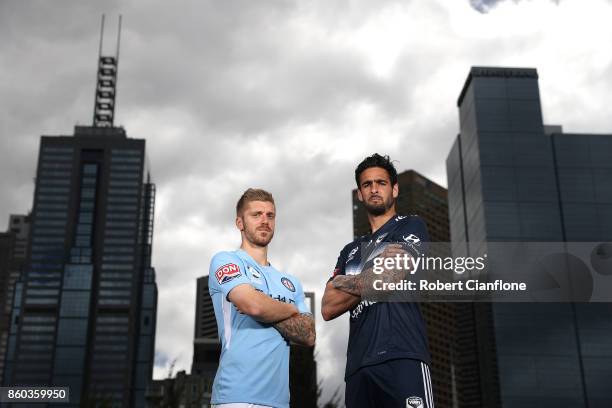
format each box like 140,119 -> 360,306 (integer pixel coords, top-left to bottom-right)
245,225 -> 274,247
364,195 -> 394,216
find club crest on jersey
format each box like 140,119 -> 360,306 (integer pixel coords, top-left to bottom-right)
281,277 -> 295,292
215,263 -> 241,284
247,266 -> 263,284
406,396 -> 424,408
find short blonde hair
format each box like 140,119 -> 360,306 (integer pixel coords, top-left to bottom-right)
236,188 -> 275,216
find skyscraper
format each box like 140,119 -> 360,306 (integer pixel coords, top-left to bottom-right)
289,291 -> 317,408
352,169 -> 455,408
0,215 -> 30,385
3,17 -> 158,407
192,275 -> 220,377
446,66 -> 612,407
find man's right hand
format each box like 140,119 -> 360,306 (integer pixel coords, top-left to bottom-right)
229,284 -> 299,323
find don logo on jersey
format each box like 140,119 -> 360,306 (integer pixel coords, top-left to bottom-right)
215,263 -> 242,284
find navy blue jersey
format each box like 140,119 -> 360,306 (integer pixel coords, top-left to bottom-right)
333,214 -> 431,379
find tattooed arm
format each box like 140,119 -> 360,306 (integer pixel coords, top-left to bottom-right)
274,313 -> 316,347
332,244 -> 412,298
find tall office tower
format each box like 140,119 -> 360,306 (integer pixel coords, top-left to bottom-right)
192,275 -> 220,377
0,215 -> 30,385
352,170 -> 455,408
290,291 -> 317,408
3,17 -> 158,408
447,66 -> 612,407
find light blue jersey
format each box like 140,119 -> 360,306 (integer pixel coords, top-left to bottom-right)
208,249 -> 310,408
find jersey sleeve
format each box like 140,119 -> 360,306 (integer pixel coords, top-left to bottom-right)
293,279 -> 312,315
208,252 -> 252,300
392,216 -> 430,258
328,248 -> 348,282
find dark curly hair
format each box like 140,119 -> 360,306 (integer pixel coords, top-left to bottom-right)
354,153 -> 398,187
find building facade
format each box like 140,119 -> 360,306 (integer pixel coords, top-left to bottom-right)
0,215 -> 30,385
446,66 -> 612,407
3,126 -> 158,407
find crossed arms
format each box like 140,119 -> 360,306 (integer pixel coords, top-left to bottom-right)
228,284 -> 315,347
321,243 -> 410,321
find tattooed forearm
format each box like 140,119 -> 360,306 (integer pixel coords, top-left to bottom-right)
274,313 -> 315,347
332,244 -> 413,298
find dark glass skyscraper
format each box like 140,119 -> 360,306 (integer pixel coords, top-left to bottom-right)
446,66 -> 612,407
192,275 -> 220,377
3,19 -> 158,406
0,215 -> 30,386
3,127 -> 158,407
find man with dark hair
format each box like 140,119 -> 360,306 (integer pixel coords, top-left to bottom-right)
209,188 -> 315,408
321,154 -> 434,408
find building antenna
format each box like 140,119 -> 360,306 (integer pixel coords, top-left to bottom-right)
93,14 -> 121,128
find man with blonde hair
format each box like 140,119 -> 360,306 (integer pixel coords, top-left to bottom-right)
209,188 -> 315,408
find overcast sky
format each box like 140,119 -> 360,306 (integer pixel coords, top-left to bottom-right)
2,0 -> 612,404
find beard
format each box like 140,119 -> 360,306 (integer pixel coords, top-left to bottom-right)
244,225 -> 274,247
364,194 -> 394,216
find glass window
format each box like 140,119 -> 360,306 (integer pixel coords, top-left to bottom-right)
105,230 -> 134,237
104,246 -> 134,253
37,194 -> 68,202
100,272 -> 132,279
105,221 -> 136,228
32,236 -> 64,244
81,188 -> 96,199
109,188 -> 138,195
63,264 -> 93,290
60,292 -> 91,317
102,255 -> 134,262
77,224 -> 92,234
107,213 -> 136,220
40,170 -> 71,177
107,196 -> 137,204
102,264 -> 133,271
111,156 -> 141,164
39,178 -> 70,185
98,299 -> 130,306
107,204 -> 137,212
41,154 -> 72,161
38,186 -> 69,194
21,324 -> 55,332
42,146 -> 73,153
83,164 -> 98,174
110,164 -> 140,172
37,202 -> 68,210
57,319 -> 88,345
34,219 -> 66,227
110,172 -> 139,180
79,212 -> 93,223
36,211 -> 67,219
104,238 -> 134,245
109,180 -> 139,188
20,334 -> 54,341
22,315 -> 56,323
112,149 -> 141,156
